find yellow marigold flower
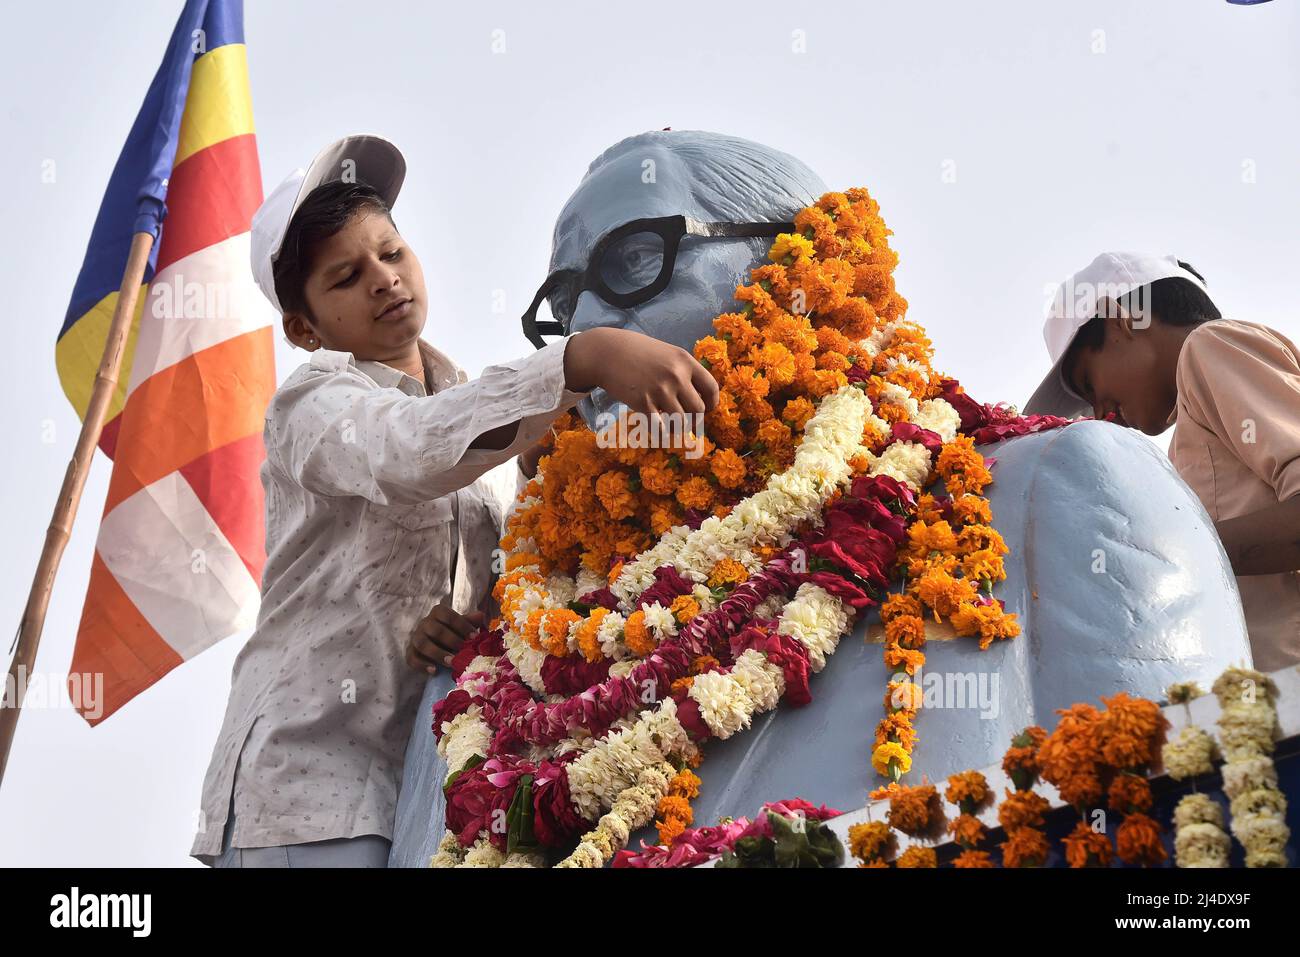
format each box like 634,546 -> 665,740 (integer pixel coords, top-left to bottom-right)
606,559 -> 624,585
768,232 -> 816,263
707,558 -> 749,588
669,594 -> 700,623
872,740 -> 913,777
670,676 -> 694,695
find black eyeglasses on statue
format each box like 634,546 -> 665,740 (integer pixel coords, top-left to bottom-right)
520,214 -> 797,349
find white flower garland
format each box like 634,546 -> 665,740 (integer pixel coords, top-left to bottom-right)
1213,667 -> 1290,868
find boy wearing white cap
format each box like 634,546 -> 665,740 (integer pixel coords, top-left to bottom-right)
190,135 -> 718,866
1025,252 -> 1300,672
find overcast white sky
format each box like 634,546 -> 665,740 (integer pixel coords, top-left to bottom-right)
1,0 -> 1296,865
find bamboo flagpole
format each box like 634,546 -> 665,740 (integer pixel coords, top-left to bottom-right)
0,230 -> 155,789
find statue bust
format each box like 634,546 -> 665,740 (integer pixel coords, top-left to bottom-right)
388,130 -> 1251,866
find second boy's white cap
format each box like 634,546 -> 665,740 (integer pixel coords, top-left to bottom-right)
1024,252 -> 1212,418
250,134 -> 406,314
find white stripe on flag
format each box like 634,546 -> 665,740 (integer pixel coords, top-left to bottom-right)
129,232 -> 275,393
96,470 -> 260,658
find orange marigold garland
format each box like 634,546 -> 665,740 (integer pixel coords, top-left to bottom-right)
1037,691 -> 1171,868
946,769 -> 994,867
654,767 -> 702,846
847,820 -> 895,868
436,185 -> 1080,869
997,727 -> 1050,868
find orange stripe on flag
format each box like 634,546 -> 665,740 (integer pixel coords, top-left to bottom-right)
104,326 -> 274,515
68,551 -> 182,726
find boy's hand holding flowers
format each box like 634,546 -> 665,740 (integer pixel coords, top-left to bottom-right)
406,602 -> 485,674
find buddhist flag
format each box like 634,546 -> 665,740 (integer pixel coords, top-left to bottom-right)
56,0 -> 274,725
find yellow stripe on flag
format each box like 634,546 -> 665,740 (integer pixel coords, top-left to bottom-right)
174,43 -> 255,167
55,287 -> 146,422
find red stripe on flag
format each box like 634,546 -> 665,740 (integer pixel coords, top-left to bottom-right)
155,133 -> 262,273
68,552 -> 183,726
99,412 -> 121,458
179,432 -> 268,586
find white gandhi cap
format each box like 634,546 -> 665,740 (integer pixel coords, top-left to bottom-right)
250,134 -> 406,314
1023,251 -> 1212,418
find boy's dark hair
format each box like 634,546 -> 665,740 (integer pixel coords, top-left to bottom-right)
272,181 -> 395,318
1068,260 -> 1221,355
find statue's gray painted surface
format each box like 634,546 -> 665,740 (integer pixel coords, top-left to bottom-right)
388,131 -> 1251,867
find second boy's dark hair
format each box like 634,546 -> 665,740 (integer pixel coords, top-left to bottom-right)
272,181 -> 395,319
1068,260 -> 1222,356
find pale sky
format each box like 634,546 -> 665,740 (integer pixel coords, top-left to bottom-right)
1,0 -> 1296,865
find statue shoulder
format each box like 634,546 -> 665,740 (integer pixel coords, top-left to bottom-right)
983,420 -> 1215,545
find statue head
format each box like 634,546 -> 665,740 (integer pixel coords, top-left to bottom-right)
523,130 -> 827,426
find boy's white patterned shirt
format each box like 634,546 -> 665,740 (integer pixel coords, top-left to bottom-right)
190,337 -> 584,862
